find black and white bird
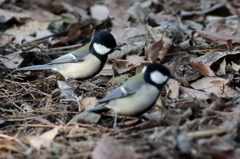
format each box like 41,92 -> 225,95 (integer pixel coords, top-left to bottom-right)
16,31 -> 121,81
88,63 -> 174,129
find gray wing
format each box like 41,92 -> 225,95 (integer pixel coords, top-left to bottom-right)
87,103 -> 108,112
49,45 -> 90,65
99,78 -> 145,103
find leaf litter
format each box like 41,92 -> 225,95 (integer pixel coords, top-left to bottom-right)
0,0 -> 240,159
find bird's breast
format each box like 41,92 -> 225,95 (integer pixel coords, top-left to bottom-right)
52,55 -> 101,80
106,84 -> 160,116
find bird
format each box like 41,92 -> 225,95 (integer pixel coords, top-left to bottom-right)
87,63 -> 174,129
15,31 -> 121,81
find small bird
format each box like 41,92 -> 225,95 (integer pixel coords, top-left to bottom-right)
88,63 -> 174,129
16,31 -> 121,81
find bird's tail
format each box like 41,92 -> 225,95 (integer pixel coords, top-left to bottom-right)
15,65 -> 53,71
87,103 -> 108,112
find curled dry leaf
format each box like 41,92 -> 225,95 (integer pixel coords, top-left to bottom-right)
189,61 -> 216,77
145,39 -> 163,63
195,50 -> 240,66
231,61 -> 240,72
145,26 -> 172,61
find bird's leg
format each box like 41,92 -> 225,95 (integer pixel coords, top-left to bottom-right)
113,112 -> 120,131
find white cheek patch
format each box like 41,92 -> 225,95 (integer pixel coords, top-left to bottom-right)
142,66 -> 147,73
93,43 -> 111,55
150,70 -> 168,84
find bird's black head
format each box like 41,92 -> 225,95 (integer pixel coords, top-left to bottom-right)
90,31 -> 121,56
143,63 -> 174,90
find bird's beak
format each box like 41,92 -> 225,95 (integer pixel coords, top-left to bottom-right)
169,74 -> 175,79
114,46 -> 121,51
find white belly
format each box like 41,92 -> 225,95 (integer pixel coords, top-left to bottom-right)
106,84 -> 160,116
52,55 -> 101,80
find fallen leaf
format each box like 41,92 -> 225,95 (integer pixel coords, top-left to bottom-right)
81,97 -> 98,110
27,127 -> 59,149
196,30 -> 240,45
231,61 -> 240,72
205,49 -> 226,55
145,39 -> 163,63
190,77 -> 239,97
216,58 -> 226,75
5,21 -> 51,43
194,50 -> 240,67
0,8 -> 31,23
189,61 -> 216,77
41,127 -> 59,140
57,81 -> 77,99
180,86 -> 209,100
167,79 -> 180,99
0,52 -> 23,69
103,0 -> 130,27
90,4 -> 109,21
92,134 -> 139,159
146,26 -> 172,61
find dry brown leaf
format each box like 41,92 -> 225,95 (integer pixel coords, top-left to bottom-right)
146,26 -> 172,61
196,30 -> 240,45
195,50 -> 240,66
58,26 -> 81,44
190,77 -> 239,97
145,39 -> 163,63
167,79 -> 180,99
190,77 -> 228,95
205,49 -> 227,55
92,134 -> 139,159
189,61 -> 216,77
126,55 -> 145,67
81,97 -> 98,110
205,21 -> 237,36
103,0 -> 130,27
